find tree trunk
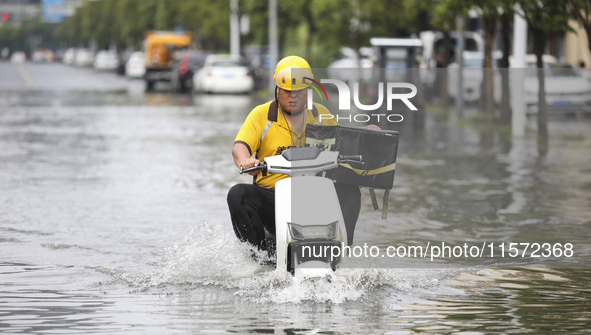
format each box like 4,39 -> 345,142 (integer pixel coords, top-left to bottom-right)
572,2 -> 591,56
482,15 -> 496,118
499,11 -> 511,124
534,29 -> 548,156
440,31 -> 452,107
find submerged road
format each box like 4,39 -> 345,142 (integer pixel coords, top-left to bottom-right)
1,59 -> 591,334
0,61 -> 144,91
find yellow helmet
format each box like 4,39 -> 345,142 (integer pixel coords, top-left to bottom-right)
273,55 -> 313,91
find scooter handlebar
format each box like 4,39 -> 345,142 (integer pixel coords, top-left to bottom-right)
240,162 -> 268,175
338,154 -> 363,162
239,152 -> 362,176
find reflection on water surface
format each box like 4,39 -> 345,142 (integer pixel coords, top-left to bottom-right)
0,86 -> 590,334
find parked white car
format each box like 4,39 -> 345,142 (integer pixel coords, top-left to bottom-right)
492,54 -> 591,113
63,48 -> 77,65
125,51 -> 146,78
93,50 -> 119,71
522,61 -> 591,113
193,54 -> 253,94
75,48 -> 94,67
10,51 -> 26,64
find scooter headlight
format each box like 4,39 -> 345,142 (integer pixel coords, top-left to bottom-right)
288,221 -> 338,240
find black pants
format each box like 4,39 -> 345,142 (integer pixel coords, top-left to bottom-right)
227,182 -> 361,255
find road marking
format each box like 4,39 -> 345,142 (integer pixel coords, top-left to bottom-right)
16,64 -> 37,89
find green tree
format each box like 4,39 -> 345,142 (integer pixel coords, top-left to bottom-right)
241,0 -> 308,59
472,0 -> 512,123
240,0 -> 424,67
115,0 -> 150,49
155,0 -> 169,30
432,0 -> 471,105
53,0 -> 234,51
301,0 -> 354,64
518,0 -> 572,155
568,0 -> 591,56
196,0 -> 232,51
472,0 -> 499,118
0,22 -> 17,51
498,2 -> 513,125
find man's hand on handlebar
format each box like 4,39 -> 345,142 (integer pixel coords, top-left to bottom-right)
239,158 -> 260,176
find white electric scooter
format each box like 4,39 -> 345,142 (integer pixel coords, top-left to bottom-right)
241,146 -> 362,281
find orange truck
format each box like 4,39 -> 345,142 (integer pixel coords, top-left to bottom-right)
143,31 -> 193,90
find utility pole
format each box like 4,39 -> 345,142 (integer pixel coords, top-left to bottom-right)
230,0 -> 240,57
512,7 -> 527,137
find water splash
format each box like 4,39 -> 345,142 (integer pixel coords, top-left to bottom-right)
150,222 -> 266,286
142,222 -> 459,304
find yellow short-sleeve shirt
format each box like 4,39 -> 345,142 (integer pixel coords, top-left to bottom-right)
234,100 -> 338,189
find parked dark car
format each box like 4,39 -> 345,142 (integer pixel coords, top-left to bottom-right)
170,51 -> 206,93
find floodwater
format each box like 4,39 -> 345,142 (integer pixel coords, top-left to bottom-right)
1,64 -> 591,334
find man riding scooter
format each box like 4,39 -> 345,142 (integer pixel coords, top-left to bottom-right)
227,55 -> 380,264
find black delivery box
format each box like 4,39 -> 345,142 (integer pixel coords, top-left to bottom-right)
305,124 -> 399,190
